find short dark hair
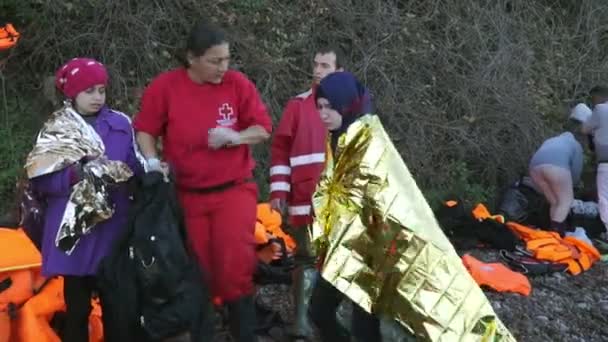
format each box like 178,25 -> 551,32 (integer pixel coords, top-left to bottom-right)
183,21 -> 227,67
589,85 -> 608,98
315,44 -> 345,69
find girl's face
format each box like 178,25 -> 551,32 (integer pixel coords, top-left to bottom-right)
74,84 -> 106,115
317,97 -> 342,131
188,42 -> 230,84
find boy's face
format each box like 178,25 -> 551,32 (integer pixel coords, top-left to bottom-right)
312,52 -> 342,85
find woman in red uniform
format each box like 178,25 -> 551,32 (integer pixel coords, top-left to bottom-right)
133,21 -> 272,342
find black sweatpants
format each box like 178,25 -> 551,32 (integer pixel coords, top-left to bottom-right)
63,275 -> 97,342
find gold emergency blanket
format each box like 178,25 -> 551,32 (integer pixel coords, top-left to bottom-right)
25,105 -> 133,254
311,115 -> 515,342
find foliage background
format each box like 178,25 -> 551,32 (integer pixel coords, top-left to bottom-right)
2,0 -> 608,217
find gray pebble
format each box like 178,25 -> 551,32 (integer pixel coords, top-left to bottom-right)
556,321 -> 570,332
576,303 -> 590,310
536,315 -> 549,322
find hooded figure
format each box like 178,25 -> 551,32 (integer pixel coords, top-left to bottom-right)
315,71 -> 373,154
309,71 -> 381,342
309,72 -> 514,341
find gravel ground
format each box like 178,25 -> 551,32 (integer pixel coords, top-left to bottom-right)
476,251 -> 608,342
241,252 -> 608,342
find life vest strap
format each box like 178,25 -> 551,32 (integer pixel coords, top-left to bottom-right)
500,250 -> 568,275
0,277 -> 11,293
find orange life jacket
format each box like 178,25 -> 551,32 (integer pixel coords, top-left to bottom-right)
255,203 -> 296,252
0,228 -> 43,313
0,228 -> 44,342
471,203 -> 505,223
506,222 -> 601,275
0,228 -> 42,273
462,254 -> 531,296
0,269 -> 38,342
254,203 -> 297,264
0,24 -> 19,51
7,276 -> 102,342
0,228 -> 103,342
8,277 -> 64,342
254,222 -> 270,245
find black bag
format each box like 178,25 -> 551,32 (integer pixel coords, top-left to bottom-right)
496,178 -> 549,228
473,218 -> 521,251
140,266 -> 212,340
435,199 -> 521,251
19,180 -> 46,249
97,172 -> 215,341
129,172 -> 192,307
254,238 -> 295,285
435,199 -> 480,250
97,225 -> 143,341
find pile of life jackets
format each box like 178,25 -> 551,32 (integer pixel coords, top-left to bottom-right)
252,203 -> 297,287
440,200 -> 602,275
437,200 -> 602,296
505,222 -> 600,275
254,203 -> 296,264
471,203 -> 601,275
0,227 -> 102,342
0,23 -> 19,52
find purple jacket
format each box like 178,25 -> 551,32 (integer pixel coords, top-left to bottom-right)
31,106 -> 144,276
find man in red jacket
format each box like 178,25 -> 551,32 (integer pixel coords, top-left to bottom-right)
269,45 -> 343,340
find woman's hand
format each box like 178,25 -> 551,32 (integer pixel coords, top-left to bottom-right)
146,157 -> 170,182
208,127 -> 241,149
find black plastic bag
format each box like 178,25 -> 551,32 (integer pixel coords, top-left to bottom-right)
19,181 -> 46,249
97,172 -> 215,341
435,199 -> 521,251
254,238 -> 295,285
129,173 -> 192,306
496,179 -> 549,228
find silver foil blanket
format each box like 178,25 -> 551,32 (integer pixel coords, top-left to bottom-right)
25,105 -> 133,254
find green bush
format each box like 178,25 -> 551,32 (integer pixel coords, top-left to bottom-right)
423,161 -> 496,210
2,0 -> 608,214
0,78 -> 40,215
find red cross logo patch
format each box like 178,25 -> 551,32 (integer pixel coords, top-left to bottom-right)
217,103 -> 237,127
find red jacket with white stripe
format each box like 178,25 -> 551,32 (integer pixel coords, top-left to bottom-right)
269,88 -> 328,226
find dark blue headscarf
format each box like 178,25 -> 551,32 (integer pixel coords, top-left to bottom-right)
315,72 -> 373,151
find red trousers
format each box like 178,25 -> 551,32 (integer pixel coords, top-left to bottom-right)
178,182 -> 258,302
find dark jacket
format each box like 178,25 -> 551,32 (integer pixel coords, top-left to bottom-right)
97,172 -> 215,341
